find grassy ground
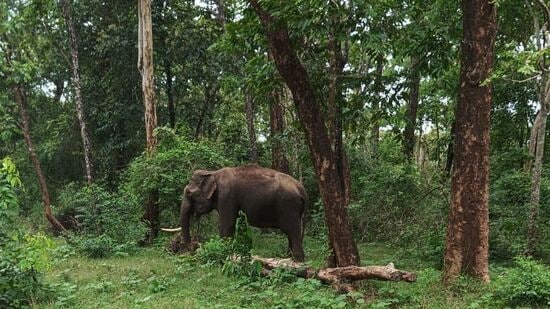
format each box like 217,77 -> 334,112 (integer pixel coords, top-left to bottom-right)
37,232 -> 496,308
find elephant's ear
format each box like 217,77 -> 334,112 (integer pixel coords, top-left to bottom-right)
200,174 -> 217,200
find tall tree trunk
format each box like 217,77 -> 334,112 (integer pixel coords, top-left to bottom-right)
165,62 -> 175,129
269,90 -> 289,174
250,0 -> 360,267
61,0 -> 94,184
245,92 -> 258,163
327,9 -> 351,208
443,0 -> 496,283
403,57 -> 421,161
526,78 -> 549,256
138,0 -> 159,241
525,0 -> 549,256
13,85 -> 66,233
370,55 -> 384,157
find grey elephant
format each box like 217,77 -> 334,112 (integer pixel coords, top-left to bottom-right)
163,164 -> 307,261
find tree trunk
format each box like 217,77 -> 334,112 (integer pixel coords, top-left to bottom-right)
61,0 -> 94,185
250,0 -> 360,267
403,57 -> 421,161
138,0 -> 159,241
370,55 -> 384,157
13,85 -> 66,233
327,11 -> 352,208
165,61 -> 176,129
526,78 -> 549,256
443,0 -> 496,283
525,0 -> 549,256
245,92 -> 258,163
269,90 -> 289,174
445,121 -> 456,175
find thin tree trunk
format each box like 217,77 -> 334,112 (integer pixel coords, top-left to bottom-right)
370,55 -> 384,157
403,57 -> 421,161
245,92 -> 258,163
138,0 -> 159,241
526,77 -> 549,256
250,0 -> 360,267
525,0 -> 549,256
270,90 -> 289,173
13,85 -> 66,233
445,121 -> 456,175
443,0 -> 496,284
61,0 -> 94,184
165,62 -> 175,129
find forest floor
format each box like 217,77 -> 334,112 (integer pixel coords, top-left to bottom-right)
37,232 -> 499,308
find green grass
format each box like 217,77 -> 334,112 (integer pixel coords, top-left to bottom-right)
36,232 -> 500,308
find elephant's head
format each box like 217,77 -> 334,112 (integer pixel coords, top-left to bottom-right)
180,170 -> 217,244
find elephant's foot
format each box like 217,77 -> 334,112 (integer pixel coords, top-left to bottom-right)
168,235 -> 200,254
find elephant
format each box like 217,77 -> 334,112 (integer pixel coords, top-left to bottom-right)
163,164 -> 307,261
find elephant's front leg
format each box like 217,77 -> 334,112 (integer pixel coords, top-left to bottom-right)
218,222 -> 235,238
217,209 -> 237,238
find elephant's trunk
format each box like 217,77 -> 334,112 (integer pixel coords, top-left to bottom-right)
180,192 -> 193,244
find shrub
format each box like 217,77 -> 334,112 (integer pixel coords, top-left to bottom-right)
491,257 -> 550,307
57,183 -> 146,257
122,128 -> 232,227
0,157 -> 55,307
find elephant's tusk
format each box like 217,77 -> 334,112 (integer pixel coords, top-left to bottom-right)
160,227 -> 182,232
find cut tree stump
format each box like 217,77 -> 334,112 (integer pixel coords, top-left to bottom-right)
253,256 -> 416,293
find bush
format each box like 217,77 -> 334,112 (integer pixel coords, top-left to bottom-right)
0,157 -> 55,307
57,183 -> 146,257
491,257 -> 550,307
122,128 -> 232,227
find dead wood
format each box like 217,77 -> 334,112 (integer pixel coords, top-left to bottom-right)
252,256 -> 416,293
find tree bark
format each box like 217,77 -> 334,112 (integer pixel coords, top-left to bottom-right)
245,92 -> 258,163
327,8 -> 352,208
250,0 -> 360,267
445,121 -> 456,175
254,256 -> 416,293
61,0 -> 94,184
138,0 -> 159,241
269,90 -> 289,174
403,57 -> 421,161
443,0 -> 496,283
370,55 -> 384,156
525,0 -> 549,257
13,85 -> 66,233
165,61 -> 176,129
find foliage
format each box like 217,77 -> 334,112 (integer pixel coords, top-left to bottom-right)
193,212 -> 260,278
0,157 -> 55,307
490,257 -> 550,307
122,128 -> 231,225
57,183 -> 146,258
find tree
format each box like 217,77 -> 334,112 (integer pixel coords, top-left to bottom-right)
269,89 -> 289,173
403,56 -> 421,161
250,0 -> 360,267
12,84 -> 66,233
245,92 -> 258,163
138,0 -> 159,240
61,0 -> 95,184
525,0 -> 549,257
443,0 -> 497,283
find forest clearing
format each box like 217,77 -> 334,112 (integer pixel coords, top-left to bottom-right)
1,0 -> 550,308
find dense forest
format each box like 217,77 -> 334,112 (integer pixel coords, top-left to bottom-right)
1,0 -> 549,307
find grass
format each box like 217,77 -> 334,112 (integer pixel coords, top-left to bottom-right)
36,231 -> 500,308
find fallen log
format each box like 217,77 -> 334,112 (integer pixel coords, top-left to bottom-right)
252,256 -> 416,293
